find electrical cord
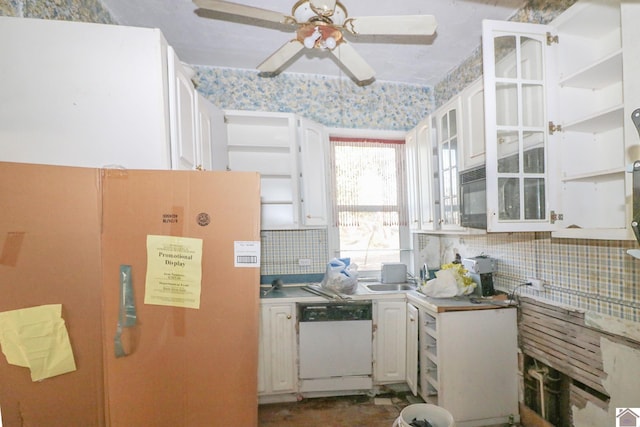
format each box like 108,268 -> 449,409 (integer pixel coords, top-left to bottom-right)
468,281 -> 531,307
508,282 -> 532,306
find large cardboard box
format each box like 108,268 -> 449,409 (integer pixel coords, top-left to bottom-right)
0,163 -> 261,426
0,163 -> 105,426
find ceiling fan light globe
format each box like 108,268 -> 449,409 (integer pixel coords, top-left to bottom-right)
324,36 -> 337,49
304,36 -> 317,49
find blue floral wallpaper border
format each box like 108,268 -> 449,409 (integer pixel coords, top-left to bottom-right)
0,0 -> 115,23
193,66 -> 433,131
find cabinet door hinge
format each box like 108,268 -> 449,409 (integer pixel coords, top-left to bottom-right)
550,210 -> 564,224
546,32 -> 559,45
549,121 -> 562,135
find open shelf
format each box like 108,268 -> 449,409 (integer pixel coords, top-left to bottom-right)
561,167 -> 624,182
559,49 -> 622,89
562,105 -> 623,133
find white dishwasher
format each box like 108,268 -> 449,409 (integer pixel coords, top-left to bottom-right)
297,301 -> 373,393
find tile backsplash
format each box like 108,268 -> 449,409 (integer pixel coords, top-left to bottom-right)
260,229 -> 328,283
416,233 -> 640,323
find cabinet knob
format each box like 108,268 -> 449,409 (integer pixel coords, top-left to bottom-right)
286,314 -> 292,320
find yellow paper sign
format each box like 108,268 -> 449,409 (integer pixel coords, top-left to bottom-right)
0,304 -> 77,381
145,235 -> 203,309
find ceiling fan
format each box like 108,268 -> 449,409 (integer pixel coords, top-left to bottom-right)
193,0 -> 437,85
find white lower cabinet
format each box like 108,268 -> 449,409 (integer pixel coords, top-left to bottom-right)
258,303 -> 298,398
405,302 -> 419,396
417,306 -> 519,427
373,300 -> 407,383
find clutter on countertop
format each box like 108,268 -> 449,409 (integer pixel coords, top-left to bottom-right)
418,262 -> 476,298
320,257 -> 358,295
262,278 -> 283,296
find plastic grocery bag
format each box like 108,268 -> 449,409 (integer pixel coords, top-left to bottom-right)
419,268 -> 459,298
320,258 -> 359,295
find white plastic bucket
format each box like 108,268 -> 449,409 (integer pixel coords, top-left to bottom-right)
393,404 -> 455,427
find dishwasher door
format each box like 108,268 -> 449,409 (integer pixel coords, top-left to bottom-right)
298,320 -> 372,379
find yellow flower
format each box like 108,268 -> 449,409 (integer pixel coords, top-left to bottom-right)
440,263 -> 475,290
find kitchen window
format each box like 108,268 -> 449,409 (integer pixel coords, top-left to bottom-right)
328,135 -> 410,275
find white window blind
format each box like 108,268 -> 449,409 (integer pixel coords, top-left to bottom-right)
329,137 -> 408,271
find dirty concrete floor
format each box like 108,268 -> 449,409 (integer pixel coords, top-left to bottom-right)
258,392 -> 422,427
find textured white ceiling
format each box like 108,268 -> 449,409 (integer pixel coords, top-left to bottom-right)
101,0 -> 525,86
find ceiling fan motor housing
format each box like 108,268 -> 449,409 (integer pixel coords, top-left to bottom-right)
297,23 -> 343,49
292,0 -> 347,25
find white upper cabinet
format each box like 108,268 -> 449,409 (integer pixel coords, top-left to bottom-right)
406,127 -> 421,231
483,0 -> 637,239
298,117 -> 330,227
483,20 -> 552,233
226,111 -> 300,229
225,110 -> 328,230
553,0 -> 632,240
406,117 -> 436,232
435,96 -> 465,231
169,49 -> 227,171
0,17 -> 226,172
168,47 -> 199,170
417,118 -> 437,231
0,17 -> 172,169
460,78 -> 486,171
197,93 -> 229,171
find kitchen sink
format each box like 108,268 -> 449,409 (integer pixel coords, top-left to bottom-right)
365,283 -> 416,292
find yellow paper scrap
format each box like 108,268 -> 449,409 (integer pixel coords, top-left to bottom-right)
0,304 -> 76,381
145,235 -> 203,309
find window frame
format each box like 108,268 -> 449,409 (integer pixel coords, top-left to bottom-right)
326,128 -> 411,279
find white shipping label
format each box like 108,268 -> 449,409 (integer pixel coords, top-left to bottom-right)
234,241 -> 260,267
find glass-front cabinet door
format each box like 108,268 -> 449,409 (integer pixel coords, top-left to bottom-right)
482,20 -> 556,232
483,2 -> 634,240
436,97 -> 463,230
406,116 -> 436,232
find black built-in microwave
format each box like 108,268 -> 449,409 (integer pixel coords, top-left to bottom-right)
459,165 -> 487,229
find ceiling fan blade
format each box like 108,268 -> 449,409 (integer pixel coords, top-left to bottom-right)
330,42 -> 375,84
344,15 -> 437,36
193,0 -> 293,25
257,40 -> 305,74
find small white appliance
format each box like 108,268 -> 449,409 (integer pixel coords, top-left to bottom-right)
462,256 -> 497,296
381,262 -> 407,284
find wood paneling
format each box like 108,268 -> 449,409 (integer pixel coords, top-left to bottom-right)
518,298 -> 640,406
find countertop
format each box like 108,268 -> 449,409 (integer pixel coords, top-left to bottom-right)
259,282 -> 393,302
406,291 -> 515,313
259,283 -> 515,312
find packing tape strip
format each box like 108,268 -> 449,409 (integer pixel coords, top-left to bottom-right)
114,264 -> 137,358
0,232 -> 25,267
